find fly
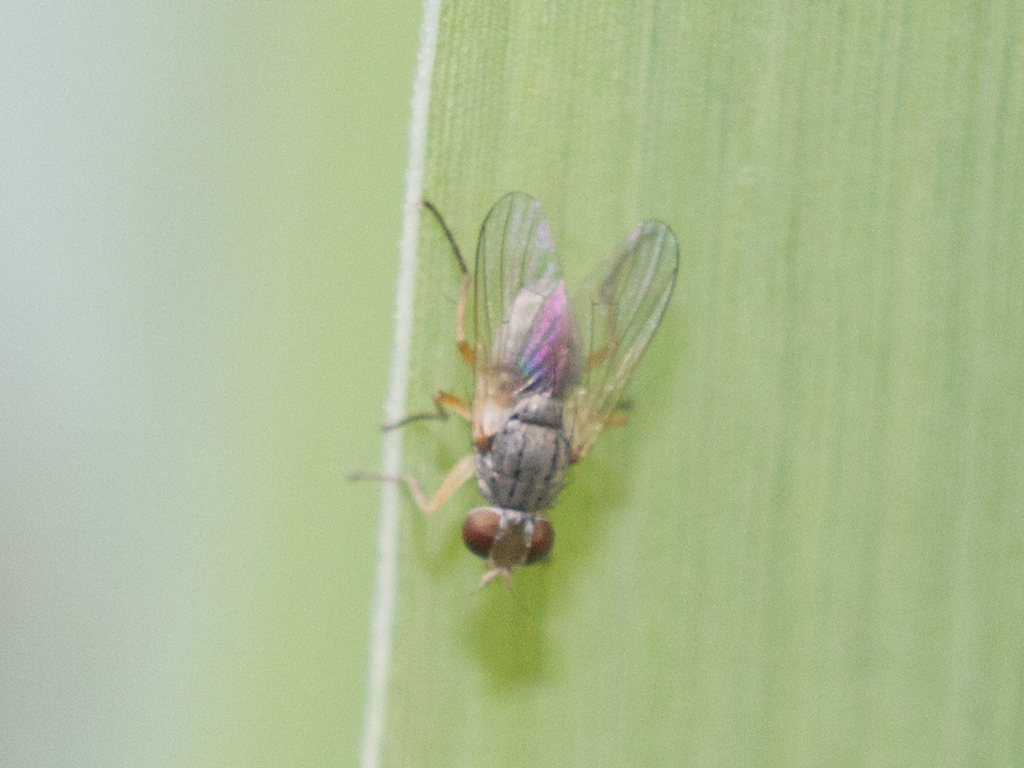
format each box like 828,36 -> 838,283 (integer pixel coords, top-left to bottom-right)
352,192 -> 679,588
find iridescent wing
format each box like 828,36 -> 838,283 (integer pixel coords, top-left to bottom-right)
472,193 -> 583,433
566,219 -> 679,462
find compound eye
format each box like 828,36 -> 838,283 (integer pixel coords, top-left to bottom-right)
462,509 -> 500,559
524,518 -> 554,564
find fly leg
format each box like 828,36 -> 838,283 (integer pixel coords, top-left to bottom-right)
386,199 -> 475,430
603,407 -> 631,429
351,391 -> 475,515
422,199 -> 474,367
348,453 -> 476,516
382,391 -> 471,430
350,200 -> 481,515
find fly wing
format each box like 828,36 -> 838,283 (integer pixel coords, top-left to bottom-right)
472,193 -> 582,435
566,219 -> 679,462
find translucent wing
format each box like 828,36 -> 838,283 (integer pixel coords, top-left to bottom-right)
566,219 -> 679,461
472,193 -> 583,434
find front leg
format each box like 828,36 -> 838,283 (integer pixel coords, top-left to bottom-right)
348,453 -> 476,516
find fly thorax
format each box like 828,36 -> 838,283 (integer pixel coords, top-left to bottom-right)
508,392 -> 563,427
474,392 -> 570,513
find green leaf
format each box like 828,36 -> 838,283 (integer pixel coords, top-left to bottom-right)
370,1 -> 1024,765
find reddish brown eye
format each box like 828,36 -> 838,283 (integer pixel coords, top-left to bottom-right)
524,518 -> 554,564
462,509 -> 500,559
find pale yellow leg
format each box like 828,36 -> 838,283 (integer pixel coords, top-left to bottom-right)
383,391 -> 472,431
455,271 -> 474,366
421,199 -> 475,368
347,452 -> 476,516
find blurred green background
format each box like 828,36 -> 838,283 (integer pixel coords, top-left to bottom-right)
4,1 -> 1024,767
1,2 -> 417,764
